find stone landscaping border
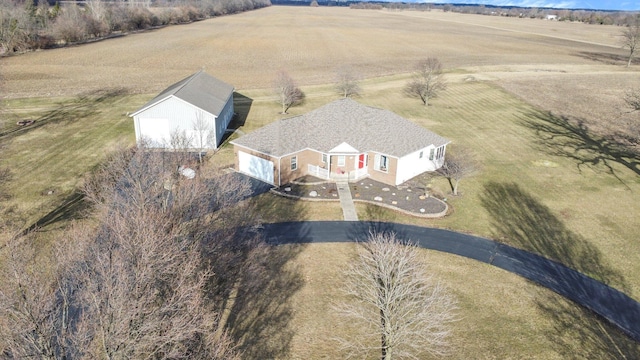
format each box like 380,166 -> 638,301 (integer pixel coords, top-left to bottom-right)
269,188 -> 449,218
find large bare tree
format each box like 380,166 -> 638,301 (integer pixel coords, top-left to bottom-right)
0,146 -> 266,359
437,148 -> 477,196
335,232 -> 458,360
621,16 -> 640,67
273,70 -> 305,114
335,66 -> 361,98
0,233 -> 75,360
405,57 -> 447,106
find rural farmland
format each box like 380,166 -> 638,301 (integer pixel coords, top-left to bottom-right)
1,5 -> 640,358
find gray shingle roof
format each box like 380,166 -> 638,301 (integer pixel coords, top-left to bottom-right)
231,99 -> 449,158
131,70 -> 234,117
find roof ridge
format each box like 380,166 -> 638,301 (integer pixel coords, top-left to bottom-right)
173,70 -> 203,96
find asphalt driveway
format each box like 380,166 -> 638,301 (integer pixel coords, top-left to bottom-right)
261,221 -> 640,343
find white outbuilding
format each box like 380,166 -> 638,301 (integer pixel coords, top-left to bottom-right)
130,70 -> 234,149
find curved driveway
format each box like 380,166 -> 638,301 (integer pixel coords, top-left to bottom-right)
261,221 -> 640,342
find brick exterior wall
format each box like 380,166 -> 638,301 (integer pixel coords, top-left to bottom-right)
367,152 -> 398,185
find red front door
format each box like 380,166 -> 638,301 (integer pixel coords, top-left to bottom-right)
358,154 -> 365,169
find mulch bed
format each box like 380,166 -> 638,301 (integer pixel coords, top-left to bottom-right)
350,179 -> 447,215
272,177 -> 447,216
275,182 -> 340,200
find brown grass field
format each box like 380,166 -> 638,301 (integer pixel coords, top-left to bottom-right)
2,6 -> 640,358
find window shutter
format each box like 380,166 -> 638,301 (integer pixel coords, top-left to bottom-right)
374,154 -> 381,171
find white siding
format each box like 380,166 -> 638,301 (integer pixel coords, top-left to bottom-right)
134,95 -> 233,149
395,145 -> 445,185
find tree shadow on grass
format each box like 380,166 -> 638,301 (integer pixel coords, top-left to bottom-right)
480,182 -> 640,351
519,110 -> 640,178
359,203 -> 397,223
534,289 -> 640,359
214,188 -> 309,358
224,242 -> 306,358
22,191 -> 90,234
0,88 -> 128,140
480,181 -> 628,293
249,192 -> 311,224
575,51 -> 632,66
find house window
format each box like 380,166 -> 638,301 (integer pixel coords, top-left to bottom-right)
429,148 -> 435,160
322,153 -> 328,163
436,146 -> 444,160
291,156 -> 297,171
374,154 -> 389,172
337,155 -> 345,166
419,151 -> 424,159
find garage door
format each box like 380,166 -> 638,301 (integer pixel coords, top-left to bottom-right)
238,151 -> 274,184
138,118 -> 169,147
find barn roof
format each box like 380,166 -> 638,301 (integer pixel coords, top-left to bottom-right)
231,98 -> 449,158
131,70 -> 234,117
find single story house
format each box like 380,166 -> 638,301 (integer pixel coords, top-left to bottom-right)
130,70 -> 234,149
230,98 -> 449,186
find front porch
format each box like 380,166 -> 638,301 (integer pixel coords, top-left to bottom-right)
307,164 -> 369,183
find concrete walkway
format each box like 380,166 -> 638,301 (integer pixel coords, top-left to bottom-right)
336,181 -> 358,221
261,221 -> 640,343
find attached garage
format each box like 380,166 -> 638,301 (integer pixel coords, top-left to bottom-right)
238,151 -> 274,184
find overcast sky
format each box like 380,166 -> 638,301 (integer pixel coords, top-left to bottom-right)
423,0 -> 639,11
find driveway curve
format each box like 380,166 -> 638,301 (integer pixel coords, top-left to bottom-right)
261,221 -> 640,342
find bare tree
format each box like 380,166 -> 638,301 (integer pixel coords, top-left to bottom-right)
621,16 -> 640,67
86,0 -> 106,22
170,128 -> 192,149
404,58 -> 447,106
0,4 -> 31,53
0,146 -> 265,359
437,148 -> 477,196
0,234 -> 56,359
622,87 -> 640,143
75,146 -> 259,359
273,70 -> 305,114
335,232 -> 458,360
193,109 -> 215,164
0,231 -> 80,360
335,66 -> 361,98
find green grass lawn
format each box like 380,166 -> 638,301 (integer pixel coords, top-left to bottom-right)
1,76 -> 639,358
0,91 -> 140,228
351,79 -> 640,299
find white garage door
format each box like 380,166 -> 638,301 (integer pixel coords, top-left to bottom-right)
138,118 -> 169,147
238,151 -> 274,184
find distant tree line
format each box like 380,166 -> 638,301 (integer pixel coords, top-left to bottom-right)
0,0 -> 271,54
439,4 -> 638,26
348,2 -> 639,26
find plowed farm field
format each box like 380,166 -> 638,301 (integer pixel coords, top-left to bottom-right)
2,6 -> 640,359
